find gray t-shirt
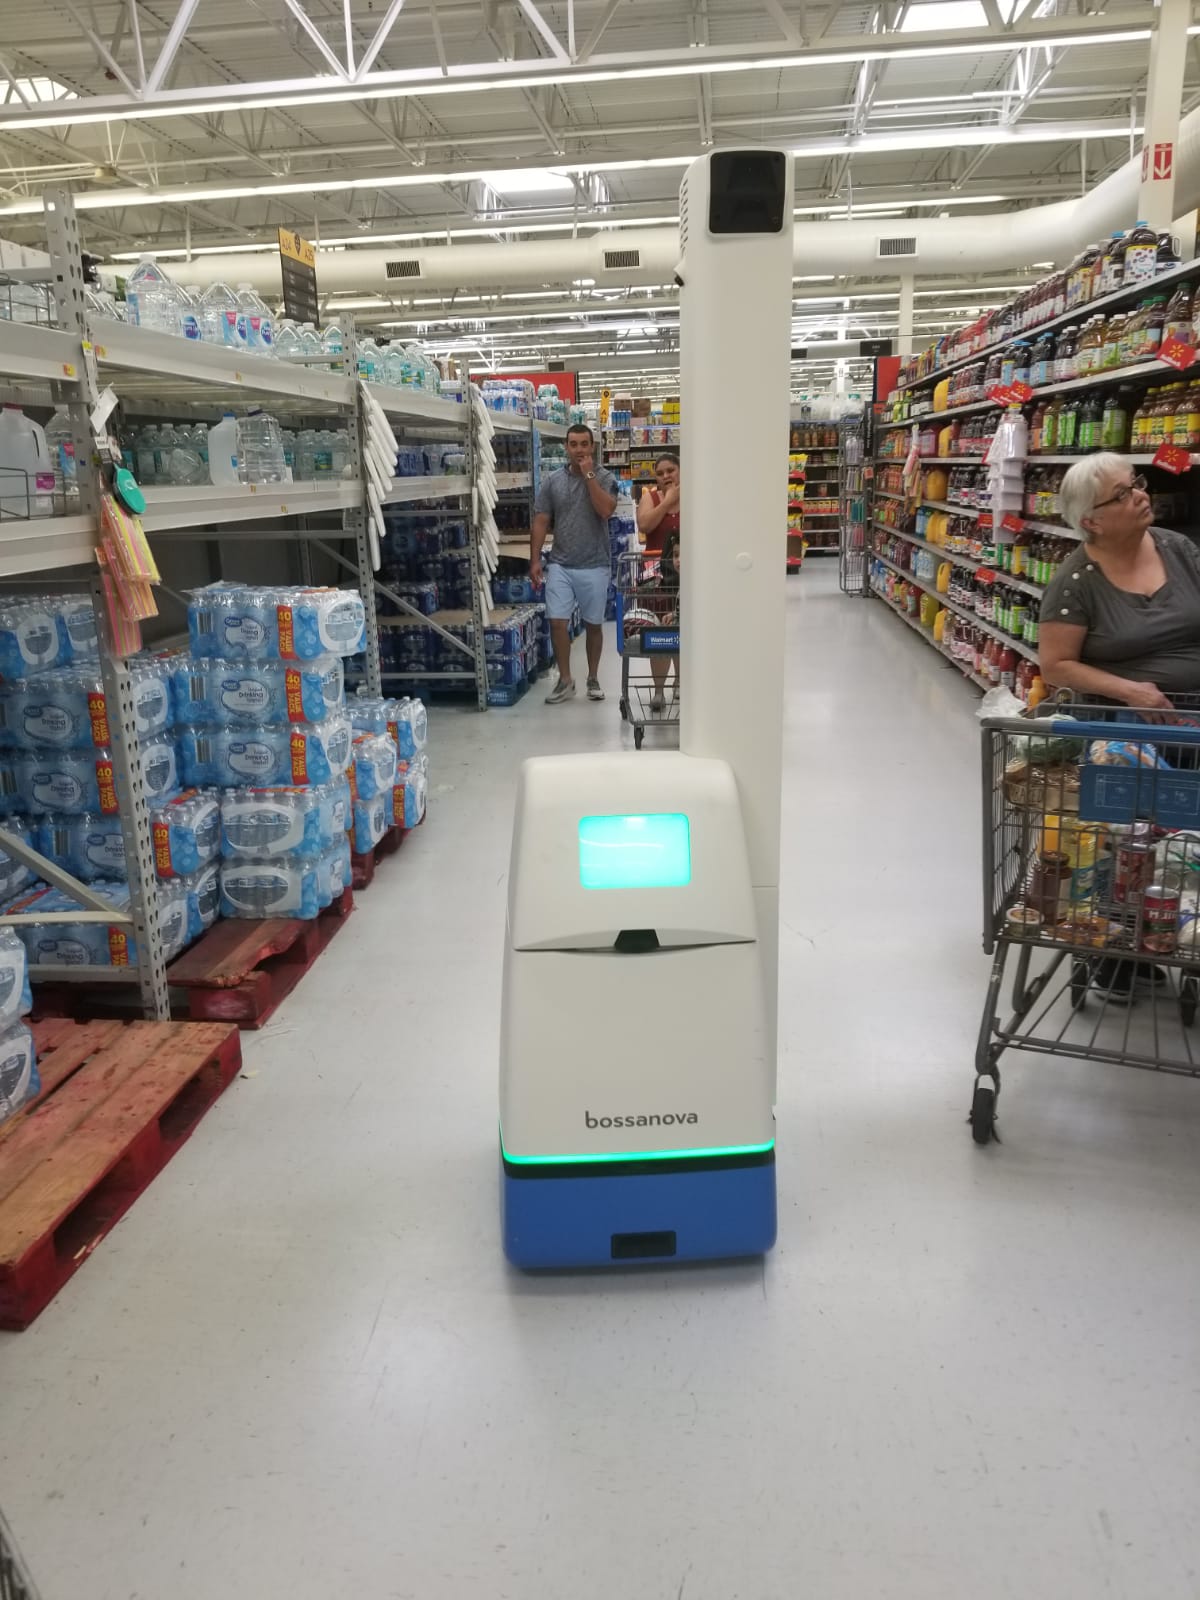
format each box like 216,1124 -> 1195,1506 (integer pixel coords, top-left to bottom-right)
534,465 -> 618,570
1040,527 -> 1200,693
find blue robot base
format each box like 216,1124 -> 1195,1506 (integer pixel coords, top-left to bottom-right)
501,1143 -> 777,1268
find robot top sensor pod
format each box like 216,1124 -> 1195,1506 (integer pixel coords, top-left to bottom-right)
499,150 -> 794,1269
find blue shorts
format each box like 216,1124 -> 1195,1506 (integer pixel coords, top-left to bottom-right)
545,563 -> 609,625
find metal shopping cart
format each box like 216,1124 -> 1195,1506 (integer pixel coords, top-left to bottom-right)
615,549 -> 680,750
972,698 -> 1200,1144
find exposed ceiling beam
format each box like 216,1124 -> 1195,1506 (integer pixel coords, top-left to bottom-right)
0,9 -> 1164,132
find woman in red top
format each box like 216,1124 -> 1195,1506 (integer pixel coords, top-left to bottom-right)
636,453 -> 680,556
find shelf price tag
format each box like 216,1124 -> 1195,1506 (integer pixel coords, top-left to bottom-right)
985,384 -> 1012,405
1001,513 -> 1025,534
978,512 -> 994,531
1007,381 -> 1033,404
1159,337 -> 1197,371
1152,442 -> 1193,474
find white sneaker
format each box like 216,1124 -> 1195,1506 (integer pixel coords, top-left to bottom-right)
587,677 -> 605,701
545,677 -> 576,704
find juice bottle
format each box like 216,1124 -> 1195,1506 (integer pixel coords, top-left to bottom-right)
1078,391 -> 1103,452
1164,383 -> 1187,445
1157,231 -> 1181,273
1101,313 -> 1124,370
1123,219 -> 1160,286
1132,389 -> 1155,450
1042,396 -> 1062,453
1078,240 -> 1102,303
1141,294 -> 1165,361
1101,387 -> 1131,451
1075,317 -> 1099,376
1056,324 -> 1078,382
1183,383 -> 1200,450
1164,281 -> 1193,344
1107,230 -> 1130,294
1099,232 -> 1124,295
1148,387 -> 1173,448
1029,401 -> 1046,452
1058,395 -> 1080,452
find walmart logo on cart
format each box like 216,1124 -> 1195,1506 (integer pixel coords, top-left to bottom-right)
586,1110 -> 699,1128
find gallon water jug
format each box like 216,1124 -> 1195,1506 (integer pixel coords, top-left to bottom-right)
199,282 -> 244,348
179,285 -> 204,342
208,413 -> 240,485
0,405 -> 54,519
238,408 -> 286,485
236,285 -> 274,354
123,255 -> 180,336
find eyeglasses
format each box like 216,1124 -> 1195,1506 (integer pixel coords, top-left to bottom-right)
1092,473 -> 1148,511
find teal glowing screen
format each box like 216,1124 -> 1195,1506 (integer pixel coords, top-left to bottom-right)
578,813 -> 691,890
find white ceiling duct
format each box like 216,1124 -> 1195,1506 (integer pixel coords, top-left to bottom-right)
135,106 -> 1200,297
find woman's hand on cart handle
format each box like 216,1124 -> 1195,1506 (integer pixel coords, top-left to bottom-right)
1121,681 -> 1175,713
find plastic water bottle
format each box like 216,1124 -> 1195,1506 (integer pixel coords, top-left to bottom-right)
189,422 -> 209,478
236,284 -> 274,354
199,282 -> 244,348
321,325 -> 344,370
207,413 -> 240,485
311,428 -> 335,478
167,425 -> 205,486
294,428 -> 316,481
0,405 -> 54,519
238,408 -> 286,485
281,429 -> 296,481
332,428 -> 352,477
123,255 -> 181,335
274,319 -> 301,359
179,285 -> 204,343
297,322 -> 322,361
44,409 -> 78,505
133,424 -> 158,486
356,337 -> 381,381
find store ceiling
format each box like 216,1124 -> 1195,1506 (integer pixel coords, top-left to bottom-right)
1,0 -> 1196,392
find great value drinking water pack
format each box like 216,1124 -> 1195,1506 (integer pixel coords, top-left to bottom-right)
219,854 -> 323,920
187,584 -> 366,662
35,813 -> 127,882
156,878 -> 191,962
0,1019 -> 38,1128
391,753 -> 428,830
183,860 -> 221,939
318,838 -> 351,907
150,789 -> 221,878
5,880 -> 137,967
0,595 -> 98,679
220,776 -> 348,860
351,733 -> 397,802
171,655 -> 343,725
179,712 -> 351,788
0,927 -> 32,1028
352,793 -> 389,855
0,817 -> 35,901
16,748 -> 121,815
347,694 -> 427,759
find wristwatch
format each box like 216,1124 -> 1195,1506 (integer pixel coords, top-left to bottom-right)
586,470 -> 596,479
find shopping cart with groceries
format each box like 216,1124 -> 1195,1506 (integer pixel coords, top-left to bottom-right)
615,548 -> 680,750
972,695 -> 1200,1144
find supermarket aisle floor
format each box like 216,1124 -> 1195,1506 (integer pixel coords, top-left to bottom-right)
3,563 -> 1200,1600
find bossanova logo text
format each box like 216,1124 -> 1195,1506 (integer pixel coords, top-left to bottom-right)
586,1111 -> 699,1128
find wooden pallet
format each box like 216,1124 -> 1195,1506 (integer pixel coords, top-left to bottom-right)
0,1016 -> 241,1330
351,826 -> 405,890
168,886 -> 353,1028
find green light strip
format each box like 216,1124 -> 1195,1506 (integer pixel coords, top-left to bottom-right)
500,1129 -> 775,1166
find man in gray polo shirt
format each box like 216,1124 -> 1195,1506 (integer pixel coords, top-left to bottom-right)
530,423 -> 619,703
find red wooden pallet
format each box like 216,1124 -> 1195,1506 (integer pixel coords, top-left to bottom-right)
168,886 -> 353,1028
351,825 -> 405,890
0,1016 -> 241,1330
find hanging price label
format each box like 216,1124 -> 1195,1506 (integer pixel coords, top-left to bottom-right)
1152,442 -> 1193,474
978,511 -> 994,531
1158,337 -> 1197,371
986,384 -> 1013,405
1007,381 -> 1033,404
1001,513 -> 1025,534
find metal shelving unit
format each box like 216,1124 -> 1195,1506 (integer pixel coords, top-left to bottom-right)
838,412 -> 868,596
0,189 -> 489,1018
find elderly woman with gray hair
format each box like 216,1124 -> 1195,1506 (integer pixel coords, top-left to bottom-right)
1039,452 -> 1200,710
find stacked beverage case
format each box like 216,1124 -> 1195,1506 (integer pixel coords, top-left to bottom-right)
0,583 -> 430,980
